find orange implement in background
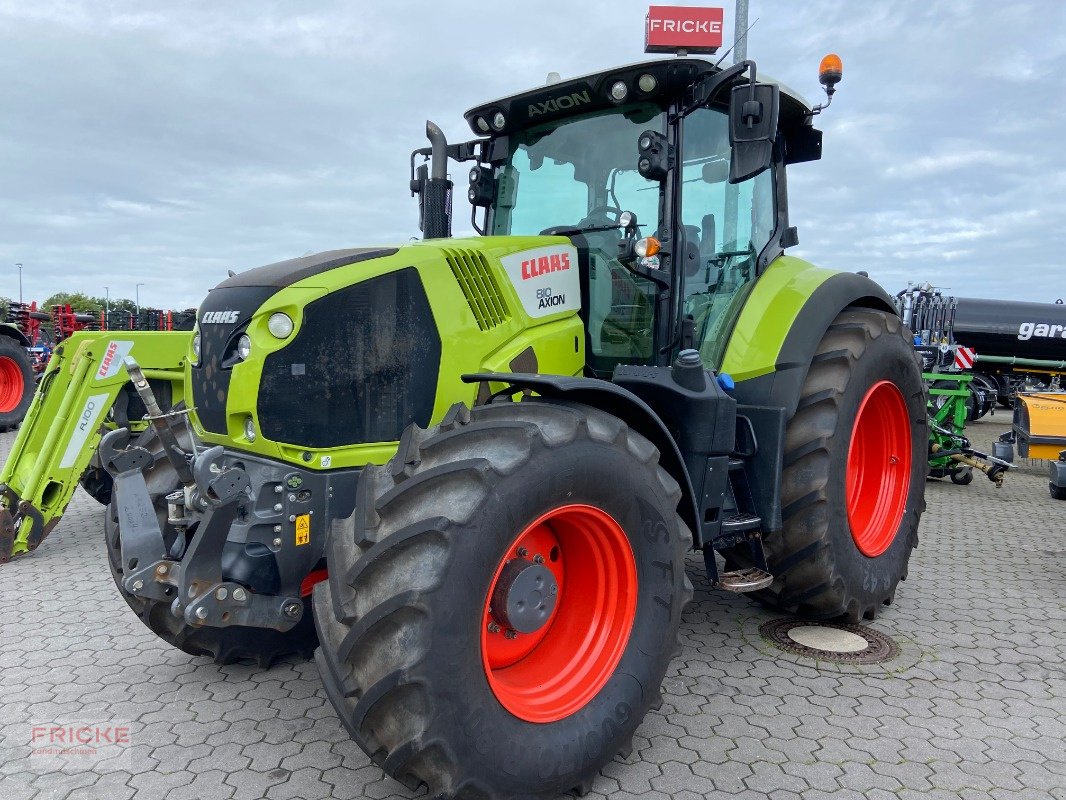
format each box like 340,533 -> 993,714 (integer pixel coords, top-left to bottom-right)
1014,392 -> 1066,459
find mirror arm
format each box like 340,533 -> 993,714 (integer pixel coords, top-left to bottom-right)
680,60 -> 754,117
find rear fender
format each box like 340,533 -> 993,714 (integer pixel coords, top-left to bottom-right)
0,323 -> 31,348
0,331 -> 190,559
724,262 -> 896,415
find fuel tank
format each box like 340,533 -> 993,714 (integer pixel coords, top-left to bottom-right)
951,298 -> 1066,361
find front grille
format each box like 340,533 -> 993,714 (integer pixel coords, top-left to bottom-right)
257,268 -> 441,448
191,286 -> 277,435
444,248 -> 511,331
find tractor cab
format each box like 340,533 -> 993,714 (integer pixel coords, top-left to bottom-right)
413,57 -> 831,377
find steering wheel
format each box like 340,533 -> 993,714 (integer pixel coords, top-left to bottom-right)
580,205 -> 624,227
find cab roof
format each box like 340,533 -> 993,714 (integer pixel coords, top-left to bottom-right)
464,57 -> 814,138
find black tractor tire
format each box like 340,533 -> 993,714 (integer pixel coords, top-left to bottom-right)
104,427 -> 318,667
314,400 -> 692,799
969,373 -> 998,421
1051,483 -> 1066,500
80,465 -> 114,506
0,336 -> 34,431
748,308 -> 927,622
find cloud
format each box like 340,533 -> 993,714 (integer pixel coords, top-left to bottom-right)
1,0 -> 1064,308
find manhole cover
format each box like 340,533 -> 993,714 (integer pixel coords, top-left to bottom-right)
759,618 -> 899,664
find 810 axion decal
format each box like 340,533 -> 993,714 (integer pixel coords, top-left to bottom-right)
500,244 -> 581,319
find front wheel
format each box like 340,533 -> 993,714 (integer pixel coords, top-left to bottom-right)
314,400 -> 692,799
751,308 -> 927,622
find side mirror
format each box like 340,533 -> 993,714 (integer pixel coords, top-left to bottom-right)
728,82 -> 779,183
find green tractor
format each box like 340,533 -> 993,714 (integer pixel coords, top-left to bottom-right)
1,52 -> 926,797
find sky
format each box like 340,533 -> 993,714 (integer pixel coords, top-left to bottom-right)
1,0 -> 1064,309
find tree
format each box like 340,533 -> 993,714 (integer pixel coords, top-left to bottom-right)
43,292 -> 104,313
108,298 -> 138,314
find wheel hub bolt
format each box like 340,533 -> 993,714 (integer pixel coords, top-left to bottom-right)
284,603 -> 301,618
232,587 -> 248,602
132,580 -> 144,592
533,554 -> 545,564
487,621 -> 500,634
505,629 -> 517,640
156,564 -> 168,576
215,587 -> 228,600
517,546 -> 529,558
195,607 -> 208,620
273,537 -> 282,548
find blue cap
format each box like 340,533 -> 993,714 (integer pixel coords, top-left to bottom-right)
716,372 -> 735,392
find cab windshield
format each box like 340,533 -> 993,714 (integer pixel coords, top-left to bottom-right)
490,104 -> 664,236
490,104 -> 665,371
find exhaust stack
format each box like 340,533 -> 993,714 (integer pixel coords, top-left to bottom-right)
417,120 -> 453,239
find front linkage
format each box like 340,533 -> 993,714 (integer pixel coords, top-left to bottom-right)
99,356 -> 336,637
100,426 -> 305,631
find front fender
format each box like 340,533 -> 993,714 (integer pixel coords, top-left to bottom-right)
462,372 -> 701,546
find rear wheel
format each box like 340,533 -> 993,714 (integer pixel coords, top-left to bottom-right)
314,400 -> 692,799
752,308 -> 927,622
0,337 -> 33,430
104,427 -> 318,666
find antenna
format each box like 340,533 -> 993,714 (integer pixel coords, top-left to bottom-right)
714,17 -> 759,68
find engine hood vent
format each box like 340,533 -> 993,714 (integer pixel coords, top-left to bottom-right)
443,248 -> 511,331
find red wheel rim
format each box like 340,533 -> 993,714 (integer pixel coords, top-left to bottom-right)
481,504 -> 637,723
846,380 -> 912,557
0,355 -> 25,413
300,568 -> 328,597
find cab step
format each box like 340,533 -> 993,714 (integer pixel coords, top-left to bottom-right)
718,567 -> 774,593
721,511 -> 761,534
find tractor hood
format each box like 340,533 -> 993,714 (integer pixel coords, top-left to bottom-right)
191,236 -> 584,466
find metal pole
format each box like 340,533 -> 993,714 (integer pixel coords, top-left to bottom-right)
104,286 -> 109,317
135,283 -> 144,314
724,0 -> 749,249
15,263 -> 22,305
734,0 -> 749,64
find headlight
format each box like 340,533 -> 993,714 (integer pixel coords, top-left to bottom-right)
237,334 -> 252,361
244,415 -> 256,442
191,331 -> 200,364
267,312 -> 294,339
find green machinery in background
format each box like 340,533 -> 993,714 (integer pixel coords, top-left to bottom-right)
926,372 -> 1008,487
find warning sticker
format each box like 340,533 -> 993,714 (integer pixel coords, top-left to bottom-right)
295,514 -> 310,546
499,244 -> 581,319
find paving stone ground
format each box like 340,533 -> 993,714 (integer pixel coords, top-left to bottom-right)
0,415 -> 1063,799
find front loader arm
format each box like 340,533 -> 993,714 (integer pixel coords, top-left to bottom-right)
0,331 -> 190,561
